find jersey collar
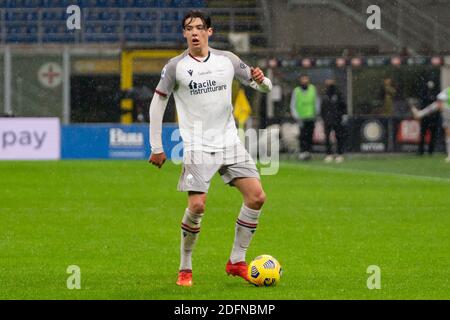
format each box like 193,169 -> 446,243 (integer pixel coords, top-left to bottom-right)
189,51 -> 211,63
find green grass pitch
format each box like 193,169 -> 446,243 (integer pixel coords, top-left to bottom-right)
1,155 -> 449,299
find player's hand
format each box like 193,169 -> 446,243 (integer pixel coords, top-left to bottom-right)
251,67 -> 265,84
149,152 -> 166,169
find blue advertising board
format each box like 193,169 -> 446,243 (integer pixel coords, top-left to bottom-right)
61,124 -> 182,159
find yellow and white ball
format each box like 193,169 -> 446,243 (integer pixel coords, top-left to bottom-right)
248,255 -> 282,286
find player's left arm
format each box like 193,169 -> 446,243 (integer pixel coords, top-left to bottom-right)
226,51 -> 272,93
249,67 -> 273,93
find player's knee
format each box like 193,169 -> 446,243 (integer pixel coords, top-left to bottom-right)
190,201 -> 206,214
248,190 -> 266,209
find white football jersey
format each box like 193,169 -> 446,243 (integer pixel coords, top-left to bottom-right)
155,48 -> 253,152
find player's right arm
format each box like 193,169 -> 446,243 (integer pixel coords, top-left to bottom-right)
149,93 -> 169,168
412,102 -> 440,119
149,59 -> 178,169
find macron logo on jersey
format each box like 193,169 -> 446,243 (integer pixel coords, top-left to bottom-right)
188,79 -> 227,96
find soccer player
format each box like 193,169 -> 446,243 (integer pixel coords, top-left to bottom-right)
148,10 -> 273,286
412,88 -> 450,162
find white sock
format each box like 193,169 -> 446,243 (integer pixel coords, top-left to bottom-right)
446,136 -> 450,158
230,204 -> 261,264
180,208 -> 203,271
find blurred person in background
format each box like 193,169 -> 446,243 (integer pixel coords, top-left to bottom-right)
417,80 -> 441,156
320,78 -> 347,163
412,88 -> 450,163
290,75 -> 320,161
379,77 -> 397,116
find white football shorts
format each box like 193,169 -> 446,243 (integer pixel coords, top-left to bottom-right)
177,143 -> 260,193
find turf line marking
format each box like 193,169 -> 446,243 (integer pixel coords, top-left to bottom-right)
281,162 -> 450,184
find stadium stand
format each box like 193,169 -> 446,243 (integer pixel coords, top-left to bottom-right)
0,0 -> 210,45
0,0 -> 269,49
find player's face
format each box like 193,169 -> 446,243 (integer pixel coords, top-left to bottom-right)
183,17 -> 212,52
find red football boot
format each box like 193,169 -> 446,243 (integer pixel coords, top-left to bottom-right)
225,260 -> 250,282
176,269 -> 193,287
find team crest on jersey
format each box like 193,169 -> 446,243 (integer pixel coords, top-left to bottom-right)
187,69 -> 193,76
240,62 -> 247,69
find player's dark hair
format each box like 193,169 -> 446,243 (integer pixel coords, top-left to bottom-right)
182,10 -> 211,30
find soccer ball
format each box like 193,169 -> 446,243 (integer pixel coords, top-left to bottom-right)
248,255 -> 282,286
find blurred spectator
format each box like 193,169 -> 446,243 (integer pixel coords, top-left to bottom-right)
417,80 -> 441,155
379,77 -> 397,116
290,75 -> 320,160
320,78 -> 347,163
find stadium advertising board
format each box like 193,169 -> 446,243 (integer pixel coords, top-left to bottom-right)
0,118 -> 60,160
395,119 -> 421,152
347,117 -> 389,152
61,124 -> 181,159
360,119 -> 387,152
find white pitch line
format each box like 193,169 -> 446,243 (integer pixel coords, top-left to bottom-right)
280,162 -> 450,184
